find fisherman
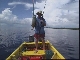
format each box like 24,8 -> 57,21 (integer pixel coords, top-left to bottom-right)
33,11 -> 46,52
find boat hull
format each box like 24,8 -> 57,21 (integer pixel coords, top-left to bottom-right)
6,40 -> 65,60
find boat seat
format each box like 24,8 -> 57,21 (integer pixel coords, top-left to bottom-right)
22,50 -> 45,56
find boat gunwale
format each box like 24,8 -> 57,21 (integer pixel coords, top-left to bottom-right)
47,40 -> 65,59
6,40 -> 65,60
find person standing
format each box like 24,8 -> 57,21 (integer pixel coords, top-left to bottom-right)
33,11 -> 46,52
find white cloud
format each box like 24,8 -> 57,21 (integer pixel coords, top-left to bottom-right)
8,2 -> 33,10
0,8 -> 18,21
33,0 -> 79,28
0,0 -> 79,28
0,8 -> 31,27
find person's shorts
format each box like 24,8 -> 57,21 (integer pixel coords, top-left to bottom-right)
34,33 -> 45,39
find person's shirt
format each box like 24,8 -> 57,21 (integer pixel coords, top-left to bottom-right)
35,17 -> 46,34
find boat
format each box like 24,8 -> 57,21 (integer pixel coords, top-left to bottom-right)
6,39 -> 65,60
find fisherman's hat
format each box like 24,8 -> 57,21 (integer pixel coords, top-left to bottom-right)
36,11 -> 43,15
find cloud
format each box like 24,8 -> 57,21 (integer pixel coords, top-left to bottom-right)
0,8 -> 31,27
0,0 -> 79,28
8,2 -> 33,10
0,8 -> 18,24
33,0 -> 79,28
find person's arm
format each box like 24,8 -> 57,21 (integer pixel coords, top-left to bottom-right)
44,19 -> 46,26
41,19 -> 46,26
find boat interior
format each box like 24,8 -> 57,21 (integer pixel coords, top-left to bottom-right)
6,40 -> 65,60
6,42 -> 55,60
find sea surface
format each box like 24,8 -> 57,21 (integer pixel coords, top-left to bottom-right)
0,26 -> 79,60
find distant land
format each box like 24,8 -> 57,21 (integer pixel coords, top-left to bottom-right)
45,27 -> 79,30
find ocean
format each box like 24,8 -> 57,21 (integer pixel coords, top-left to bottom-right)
0,26 -> 79,60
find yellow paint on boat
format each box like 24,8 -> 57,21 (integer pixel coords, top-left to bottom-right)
22,50 -> 45,56
6,40 -> 65,60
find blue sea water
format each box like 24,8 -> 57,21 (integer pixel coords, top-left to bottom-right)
0,26 -> 79,60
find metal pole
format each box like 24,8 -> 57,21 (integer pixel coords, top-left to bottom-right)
33,0 -> 34,16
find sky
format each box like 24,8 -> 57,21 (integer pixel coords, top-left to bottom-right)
0,0 -> 79,28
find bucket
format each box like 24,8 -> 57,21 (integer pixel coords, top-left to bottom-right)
29,35 -> 34,42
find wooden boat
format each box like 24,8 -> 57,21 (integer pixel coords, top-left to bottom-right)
6,40 -> 65,60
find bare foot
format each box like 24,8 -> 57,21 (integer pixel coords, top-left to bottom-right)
34,49 -> 38,53
43,48 -> 46,52
43,48 -> 45,50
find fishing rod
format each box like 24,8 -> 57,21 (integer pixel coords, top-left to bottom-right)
31,0 -> 47,28
43,0 -> 47,14
42,0 -> 47,18
31,0 -> 36,29
33,0 -> 34,16
32,0 -> 47,17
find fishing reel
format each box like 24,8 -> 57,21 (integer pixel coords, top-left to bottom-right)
41,21 -> 43,24
40,20 -> 44,27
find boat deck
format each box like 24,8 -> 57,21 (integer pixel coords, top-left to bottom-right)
22,50 -> 45,56
18,43 -> 54,60
6,41 -> 65,60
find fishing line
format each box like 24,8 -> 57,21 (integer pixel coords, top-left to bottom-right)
42,0 -> 47,18
32,0 -> 47,16
43,0 -> 47,14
